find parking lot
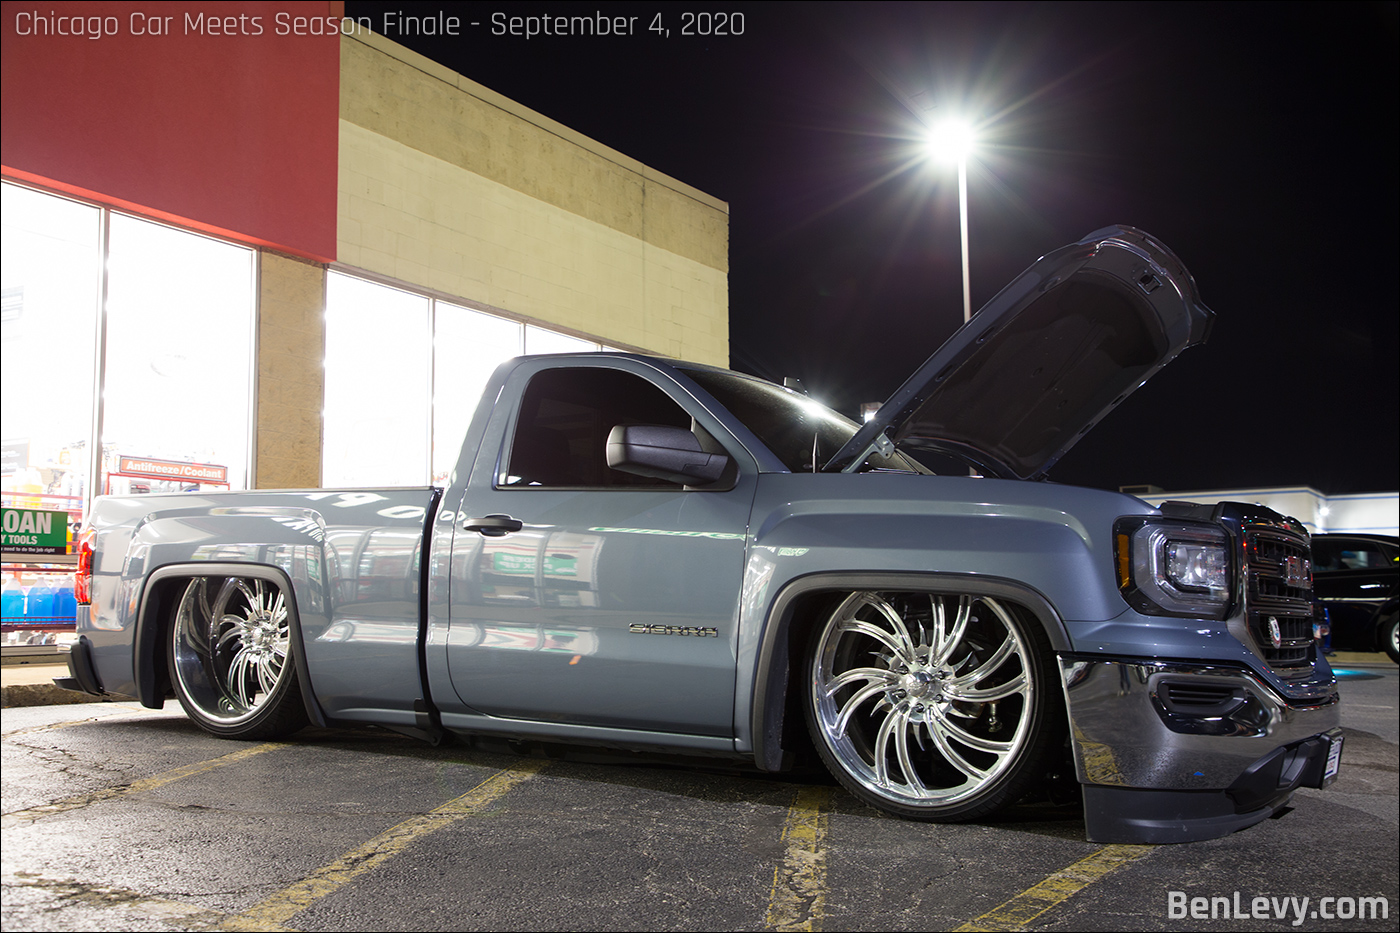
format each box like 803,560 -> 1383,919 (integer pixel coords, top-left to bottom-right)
2,663 -> 1396,932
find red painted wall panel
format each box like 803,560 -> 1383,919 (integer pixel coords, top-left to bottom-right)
2,1 -> 342,261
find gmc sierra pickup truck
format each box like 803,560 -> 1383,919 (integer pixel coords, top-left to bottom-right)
63,226 -> 1342,843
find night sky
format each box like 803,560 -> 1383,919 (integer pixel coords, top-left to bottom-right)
344,1 -> 1398,495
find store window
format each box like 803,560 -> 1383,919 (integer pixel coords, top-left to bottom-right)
102,214 -> 254,496
433,302 -> 522,482
322,275 -> 430,488
323,271 -> 609,487
2,181 -> 255,647
1,184 -> 99,525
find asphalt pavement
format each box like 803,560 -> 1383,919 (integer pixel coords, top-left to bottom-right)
2,653 -> 1396,932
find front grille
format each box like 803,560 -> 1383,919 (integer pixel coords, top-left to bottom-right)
1243,524 -> 1315,668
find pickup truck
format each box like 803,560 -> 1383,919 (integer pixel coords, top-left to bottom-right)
64,226 -> 1342,844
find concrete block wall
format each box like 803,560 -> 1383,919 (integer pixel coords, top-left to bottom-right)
254,251 -> 325,489
335,31 -> 729,365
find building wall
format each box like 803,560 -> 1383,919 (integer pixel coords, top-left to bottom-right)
1,1 -> 341,261
1139,487 -> 1400,537
5,14 -> 730,494
255,252 -> 326,488
335,30 -> 729,364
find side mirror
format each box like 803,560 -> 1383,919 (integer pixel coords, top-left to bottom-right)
606,424 -> 732,487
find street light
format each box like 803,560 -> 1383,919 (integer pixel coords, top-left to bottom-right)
925,118 -> 976,323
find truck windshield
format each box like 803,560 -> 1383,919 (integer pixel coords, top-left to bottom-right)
680,368 -> 925,474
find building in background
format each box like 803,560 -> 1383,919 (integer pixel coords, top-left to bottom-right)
1,2 -> 728,643
1125,486 -> 1399,537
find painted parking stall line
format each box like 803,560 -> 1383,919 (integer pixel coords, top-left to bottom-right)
954,843 -> 1155,931
764,784 -> 835,932
219,760 -> 552,931
1,741 -> 287,828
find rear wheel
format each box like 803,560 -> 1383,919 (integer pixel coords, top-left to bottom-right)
1383,614 -> 1399,664
168,576 -> 308,739
804,591 -> 1059,821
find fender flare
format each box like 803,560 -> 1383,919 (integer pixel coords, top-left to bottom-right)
747,571 -> 1071,772
134,562 -> 328,728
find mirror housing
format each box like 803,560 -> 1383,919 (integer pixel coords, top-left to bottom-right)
606,424 -> 732,487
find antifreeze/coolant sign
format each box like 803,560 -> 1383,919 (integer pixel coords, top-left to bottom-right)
1,507 -> 69,554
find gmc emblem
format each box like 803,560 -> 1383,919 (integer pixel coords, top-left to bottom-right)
1284,554 -> 1311,588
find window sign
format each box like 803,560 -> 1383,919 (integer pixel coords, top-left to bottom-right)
1,507 -> 70,554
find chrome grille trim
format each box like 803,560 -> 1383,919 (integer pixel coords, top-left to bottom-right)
1243,523 -> 1315,668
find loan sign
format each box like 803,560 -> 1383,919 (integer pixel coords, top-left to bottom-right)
1,507 -> 69,554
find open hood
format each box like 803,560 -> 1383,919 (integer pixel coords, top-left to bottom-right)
824,226 -> 1214,480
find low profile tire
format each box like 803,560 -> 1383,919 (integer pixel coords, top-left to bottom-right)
804,591 -> 1060,821
1383,615 -> 1399,665
169,576 -> 308,739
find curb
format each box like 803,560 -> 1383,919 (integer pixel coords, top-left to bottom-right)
2,681 -> 105,708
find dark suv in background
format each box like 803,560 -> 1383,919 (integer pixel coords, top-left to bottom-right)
1311,534 -> 1399,662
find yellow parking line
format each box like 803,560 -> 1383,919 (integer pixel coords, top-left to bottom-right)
219,760 -> 551,931
764,784 -> 835,932
954,844 -> 1154,931
2,742 -> 286,827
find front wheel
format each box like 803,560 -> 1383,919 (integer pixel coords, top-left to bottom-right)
804,591 -> 1060,821
1383,615 -> 1399,665
169,576 -> 308,739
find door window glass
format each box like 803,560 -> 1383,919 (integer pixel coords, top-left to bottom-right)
503,368 -> 691,488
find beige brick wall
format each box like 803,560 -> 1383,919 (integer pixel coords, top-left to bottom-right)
336,31 -> 729,365
255,251 -> 325,488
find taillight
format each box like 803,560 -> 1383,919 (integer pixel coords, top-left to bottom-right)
75,527 -> 95,605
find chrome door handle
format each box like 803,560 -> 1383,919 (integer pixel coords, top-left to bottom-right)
462,514 -> 523,536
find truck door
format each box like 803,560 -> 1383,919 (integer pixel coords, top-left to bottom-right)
443,361 -> 757,738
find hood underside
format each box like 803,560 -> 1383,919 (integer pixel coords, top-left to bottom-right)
824,226 -> 1214,480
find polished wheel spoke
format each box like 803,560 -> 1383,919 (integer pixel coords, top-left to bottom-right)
932,713 -> 1016,753
931,596 -> 971,667
925,717 -> 991,780
954,631 -> 1017,684
836,617 -> 914,663
827,665 -> 896,693
833,679 -> 890,736
946,672 -> 1027,703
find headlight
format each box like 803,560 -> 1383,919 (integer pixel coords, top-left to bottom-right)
1115,519 -> 1233,619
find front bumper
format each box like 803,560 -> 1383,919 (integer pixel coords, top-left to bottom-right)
1060,656 -> 1341,843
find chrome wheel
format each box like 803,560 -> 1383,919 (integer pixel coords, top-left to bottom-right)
806,591 -> 1053,820
170,576 -> 307,738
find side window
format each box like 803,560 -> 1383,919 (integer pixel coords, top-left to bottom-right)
502,368 -> 693,488
1313,538 -> 1391,572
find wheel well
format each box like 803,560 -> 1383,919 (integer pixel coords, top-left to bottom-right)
134,574 -> 189,707
134,563 -> 326,727
754,578 -> 1070,773
770,590 -> 845,769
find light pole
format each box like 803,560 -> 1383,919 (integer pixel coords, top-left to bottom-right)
926,118 -> 976,323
